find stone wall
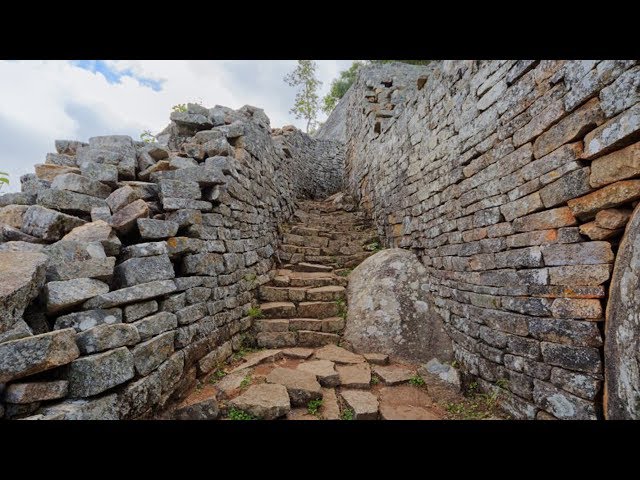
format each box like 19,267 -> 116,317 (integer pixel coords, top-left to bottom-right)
0,103 -> 342,419
342,60 -> 640,419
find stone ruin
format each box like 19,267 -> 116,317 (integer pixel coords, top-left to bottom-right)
1,60 -> 639,420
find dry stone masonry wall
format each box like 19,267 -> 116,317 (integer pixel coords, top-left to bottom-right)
343,60 -> 640,419
0,103 -> 343,419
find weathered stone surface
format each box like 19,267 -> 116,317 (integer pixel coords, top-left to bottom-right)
60,220 -> 118,255
513,207 -> 577,232
542,241 -> 614,266
106,185 -> 139,212
583,103 -> 640,159
605,203 -> 640,419
56,139 -> 88,155
541,342 -> 601,374
67,346 -> 135,398
533,98 -> 604,159
83,280 -> 177,309
35,164 -> 81,182
230,349 -> 283,372
568,180 -> 640,220
137,218 -> 179,239
0,319 -> 32,344
336,362 -> 371,389
345,249 -> 452,363
319,387 -> 341,420
297,360 -> 340,387
420,358 -> 462,388
579,221 -> 620,240
21,205 -> 85,241
76,323 -> 140,354
109,199 -> 149,234
372,365 -> 413,385
0,204 -> 28,228
124,300 -> 158,322
38,188 -> 107,215
539,168 -> 592,208
0,329 -> 79,383
266,367 -> 322,406
121,241 -> 167,260
229,383 -> 290,420
37,393 -> 119,419
174,398 -> 219,420
47,256 -> 116,282
81,162 -> 118,184
54,308 -> 122,332
132,331 -> 175,376
132,311 -> 177,340
0,241 -> 45,253
315,344 -> 365,364
364,353 -> 389,365
51,173 -> 111,199
533,379 -> 597,420
45,278 -> 110,314
340,390 -> 379,420
595,208 -> 633,230
379,385 -> 439,420
4,380 -> 68,404
0,251 -> 47,332
590,142 -> 640,188
548,264 -> 611,286
282,347 -> 314,359
114,254 -> 175,288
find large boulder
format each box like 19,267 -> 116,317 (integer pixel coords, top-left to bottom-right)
344,248 -> 453,364
605,203 -> 640,419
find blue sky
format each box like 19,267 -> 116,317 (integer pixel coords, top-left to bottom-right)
0,60 -> 352,192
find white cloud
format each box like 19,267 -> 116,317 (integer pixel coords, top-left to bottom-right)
0,60 -> 353,192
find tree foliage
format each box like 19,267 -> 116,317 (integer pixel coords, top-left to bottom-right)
321,60 -> 431,115
284,60 -> 322,133
0,171 -> 8,191
322,61 -> 365,114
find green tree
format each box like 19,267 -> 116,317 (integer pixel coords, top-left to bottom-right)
0,171 -> 8,191
322,61 -> 364,114
284,60 -> 322,133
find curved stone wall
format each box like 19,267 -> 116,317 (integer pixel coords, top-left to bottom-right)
342,60 -> 640,419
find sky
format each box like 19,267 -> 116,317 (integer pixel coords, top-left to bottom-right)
0,60 -> 353,192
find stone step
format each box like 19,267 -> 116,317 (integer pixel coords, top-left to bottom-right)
297,330 -> 340,347
259,285 -> 308,302
274,270 -> 340,288
306,285 -> 345,301
254,317 -> 345,333
280,244 -> 322,256
282,233 -> 329,248
287,262 -> 333,273
260,301 -> 297,318
290,226 -> 320,237
297,301 -> 340,319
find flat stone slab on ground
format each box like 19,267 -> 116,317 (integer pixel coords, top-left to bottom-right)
373,365 -> 414,385
297,360 -> 340,387
378,385 -> 440,420
229,383 -> 290,420
320,387 -> 341,420
286,408 -> 319,420
282,347 -> 314,359
314,344 -> 365,364
230,349 -> 283,372
212,371 -> 247,399
337,362 -> 371,389
266,367 -> 322,406
364,353 -> 389,365
340,390 -> 379,420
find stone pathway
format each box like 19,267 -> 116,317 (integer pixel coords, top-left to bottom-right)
164,194 -> 505,420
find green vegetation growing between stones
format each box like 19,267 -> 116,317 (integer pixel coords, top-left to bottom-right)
336,299 -> 347,320
337,268 -> 353,277
247,307 -> 264,319
240,375 -> 252,389
209,368 -> 227,383
0,171 -> 8,191
172,103 -> 187,113
228,408 -> 257,420
371,375 -> 380,385
364,240 -> 383,252
409,374 -> 426,387
307,399 -> 323,416
444,380 -> 507,420
284,60 -> 322,134
341,408 -> 354,420
140,130 -> 156,143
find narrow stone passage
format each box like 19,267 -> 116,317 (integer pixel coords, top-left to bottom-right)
165,193 -> 500,420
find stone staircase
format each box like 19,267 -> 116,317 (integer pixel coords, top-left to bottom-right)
253,197 -> 378,349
